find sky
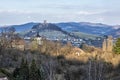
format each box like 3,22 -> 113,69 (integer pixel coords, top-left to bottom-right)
0,0 -> 120,25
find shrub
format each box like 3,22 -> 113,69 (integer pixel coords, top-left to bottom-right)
113,38 -> 120,54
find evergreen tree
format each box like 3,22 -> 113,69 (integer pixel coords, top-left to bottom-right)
13,68 -> 21,80
29,59 -> 41,80
13,59 -> 44,80
13,58 -> 29,80
113,38 -> 120,54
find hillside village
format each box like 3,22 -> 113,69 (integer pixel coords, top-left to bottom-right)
1,21 -> 120,80
0,21 -> 114,53
1,21 -> 115,52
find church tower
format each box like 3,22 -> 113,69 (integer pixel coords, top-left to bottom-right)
30,33 -> 43,50
44,20 -> 47,24
43,20 -> 48,27
33,32 -> 43,45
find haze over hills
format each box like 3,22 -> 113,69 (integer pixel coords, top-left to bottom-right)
56,22 -> 120,38
0,22 -> 120,38
0,22 -> 38,33
106,28 -> 120,38
56,22 -> 114,35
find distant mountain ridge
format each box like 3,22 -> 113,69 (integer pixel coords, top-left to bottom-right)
0,22 -> 120,38
56,22 -> 113,34
0,22 -> 38,33
56,22 -> 120,38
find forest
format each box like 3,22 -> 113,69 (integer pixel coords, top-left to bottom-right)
0,37 -> 120,80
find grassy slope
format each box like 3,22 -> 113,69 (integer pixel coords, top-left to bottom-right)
72,32 -> 99,39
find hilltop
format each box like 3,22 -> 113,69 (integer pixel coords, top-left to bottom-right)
24,22 -> 71,40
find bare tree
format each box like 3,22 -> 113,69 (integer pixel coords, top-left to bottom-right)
44,58 -> 56,80
87,56 -> 104,80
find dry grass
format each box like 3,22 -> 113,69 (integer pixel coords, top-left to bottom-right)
63,47 -> 120,67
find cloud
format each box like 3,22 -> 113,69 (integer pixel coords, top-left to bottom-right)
0,10 -> 37,14
76,11 -> 106,15
0,9 -> 120,25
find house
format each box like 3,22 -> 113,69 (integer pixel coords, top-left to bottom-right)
73,47 -> 85,56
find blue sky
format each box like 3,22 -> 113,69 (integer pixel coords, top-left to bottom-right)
0,0 -> 120,25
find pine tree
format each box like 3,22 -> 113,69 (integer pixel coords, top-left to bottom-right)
113,38 -> 120,54
13,59 -> 44,80
29,59 -> 41,80
13,58 -> 29,80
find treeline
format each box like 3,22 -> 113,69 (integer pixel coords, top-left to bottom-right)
1,47 -> 120,80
